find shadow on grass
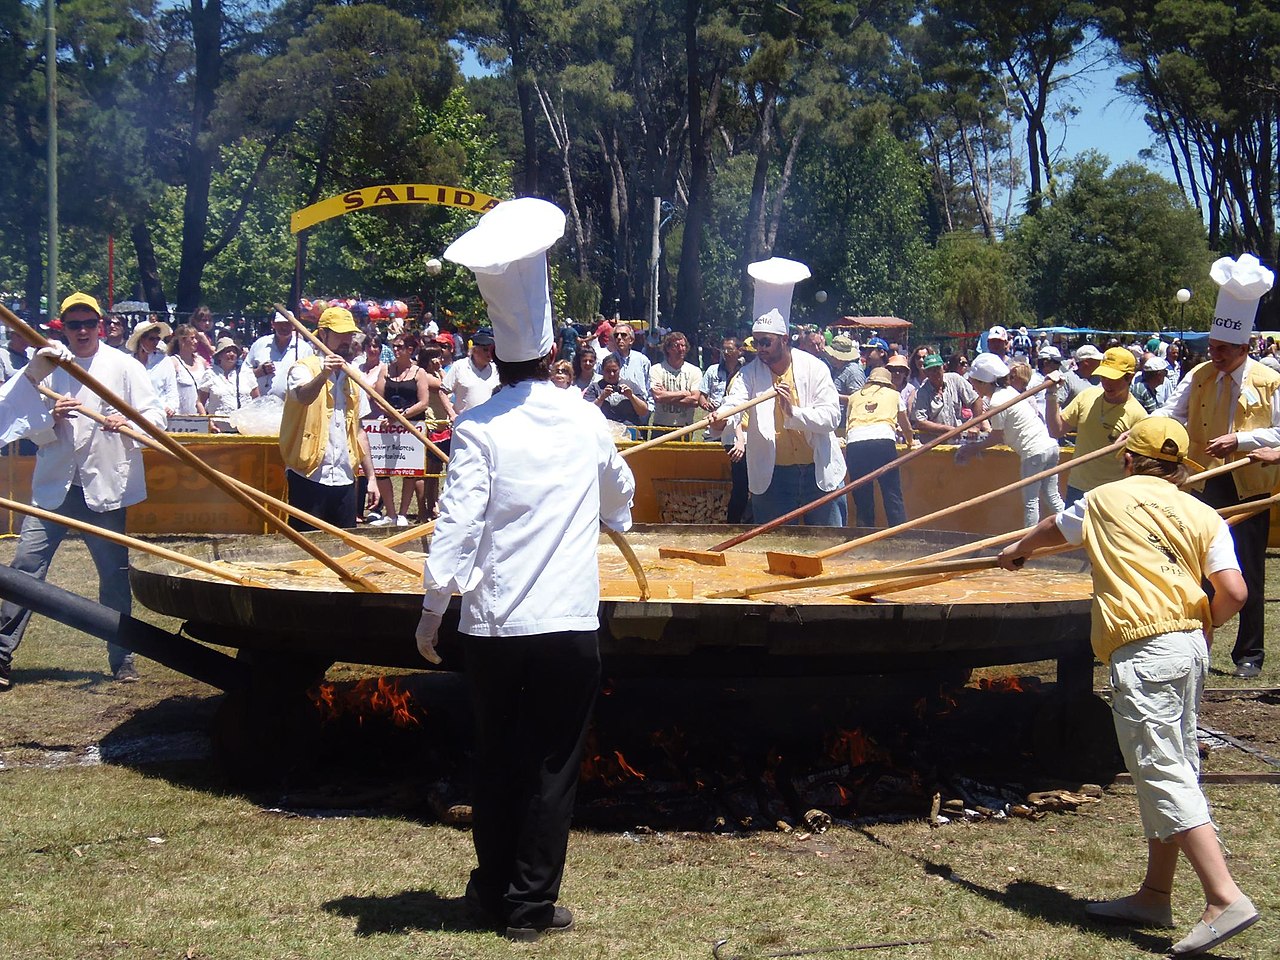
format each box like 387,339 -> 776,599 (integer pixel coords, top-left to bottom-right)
322,889 -> 489,936
857,827 -> 1173,955
10,666 -> 108,687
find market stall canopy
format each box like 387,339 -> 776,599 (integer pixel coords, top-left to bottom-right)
836,316 -> 912,332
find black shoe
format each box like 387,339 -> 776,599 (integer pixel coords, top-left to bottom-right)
112,663 -> 140,683
505,905 -> 574,942
1233,662 -> 1262,680
464,882 -> 505,930
0,662 -> 10,692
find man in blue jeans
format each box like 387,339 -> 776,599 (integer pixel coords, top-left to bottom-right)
0,292 -> 166,689
710,306 -> 843,526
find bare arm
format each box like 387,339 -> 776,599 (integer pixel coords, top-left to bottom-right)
996,515 -> 1068,569
1208,568 -> 1247,631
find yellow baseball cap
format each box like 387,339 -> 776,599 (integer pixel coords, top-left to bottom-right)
1125,416 -> 1203,472
318,306 -> 357,334
1095,346 -> 1136,380
59,292 -> 103,318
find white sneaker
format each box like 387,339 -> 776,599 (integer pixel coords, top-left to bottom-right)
368,515 -> 394,527
395,515 -> 410,527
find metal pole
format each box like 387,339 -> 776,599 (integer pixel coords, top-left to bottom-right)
45,0 -> 58,318
650,195 -> 661,337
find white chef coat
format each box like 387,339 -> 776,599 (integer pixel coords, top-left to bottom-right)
717,350 -> 844,496
423,379 -> 635,636
26,347 -> 166,511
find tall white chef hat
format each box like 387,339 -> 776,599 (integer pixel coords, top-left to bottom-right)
443,197 -> 567,362
748,257 -> 811,325
1209,253 -> 1274,345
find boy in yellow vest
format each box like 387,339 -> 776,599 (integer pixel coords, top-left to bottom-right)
997,418 -> 1257,956
279,306 -> 380,529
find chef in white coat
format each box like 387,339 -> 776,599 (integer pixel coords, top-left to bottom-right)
415,198 -> 634,943
709,257 -> 843,525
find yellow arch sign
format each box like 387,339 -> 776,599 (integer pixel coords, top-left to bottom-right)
290,183 -> 504,234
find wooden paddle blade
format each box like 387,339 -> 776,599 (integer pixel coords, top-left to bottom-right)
765,550 -> 825,578
656,546 -> 727,566
601,579 -> 695,600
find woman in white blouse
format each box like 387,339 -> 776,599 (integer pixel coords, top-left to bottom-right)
165,324 -> 208,415
201,337 -> 258,418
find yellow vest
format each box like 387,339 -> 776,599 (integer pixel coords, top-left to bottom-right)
773,364 -> 814,466
279,356 -> 363,477
844,384 -> 901,434
1082,475 -> 1221,663
1184,359 -> 1280,498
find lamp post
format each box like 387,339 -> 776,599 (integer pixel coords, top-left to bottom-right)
424,256 -> 442,325
1176,287 -> 1191,343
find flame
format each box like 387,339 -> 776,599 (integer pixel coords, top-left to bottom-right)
826,728 -> 886,767
977,675 -> 1025,693
579,730 -> 648,786
310,677 -> 422,728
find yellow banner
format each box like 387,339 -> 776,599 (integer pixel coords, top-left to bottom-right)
290,183 -> 503,234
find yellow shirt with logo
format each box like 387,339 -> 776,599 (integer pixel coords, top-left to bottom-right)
1060,386 -> 1147,491
1079,475 -> 1227,662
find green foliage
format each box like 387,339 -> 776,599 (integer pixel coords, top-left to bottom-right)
1008,152 -> 1212,330
927,232 -> 1028,334
783,124 -> 936,329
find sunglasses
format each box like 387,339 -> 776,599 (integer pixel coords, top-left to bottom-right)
63,319 -> 100,331
754,335 -> 777,347
392,343 -> 408,350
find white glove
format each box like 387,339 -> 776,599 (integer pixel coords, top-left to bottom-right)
24,343 -> 74,382
416,609 -> 443,664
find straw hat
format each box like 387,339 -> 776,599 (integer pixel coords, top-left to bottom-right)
126,319 -> 173,354
213,337 -> 240,358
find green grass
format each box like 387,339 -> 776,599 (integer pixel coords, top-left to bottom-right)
1,535 -> 1277,959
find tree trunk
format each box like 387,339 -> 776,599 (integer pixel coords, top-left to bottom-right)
504,0 -> 539,197
131,220 -> 168,311
764,119 -> 806,252
175,0 -> 222,312
741,85 -> 777,304
673,1 -> 712,338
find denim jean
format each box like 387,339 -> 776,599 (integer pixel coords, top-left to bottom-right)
845,438 -> 905,528
750,463 -> 842,527
0,484 -> 134,673
1020,445 -> 1066,526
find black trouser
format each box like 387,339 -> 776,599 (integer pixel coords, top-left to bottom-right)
726,448 -> 750,524
464,630 -> 600,929
285,471 -> 358,531
1197,474 -> 1267,668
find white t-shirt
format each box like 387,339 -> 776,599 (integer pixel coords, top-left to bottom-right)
443,356 -> 498,413
988,385 -> 1059,460
650,360 -> 702,427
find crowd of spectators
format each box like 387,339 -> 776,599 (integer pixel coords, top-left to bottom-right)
9,303 -> 1279,531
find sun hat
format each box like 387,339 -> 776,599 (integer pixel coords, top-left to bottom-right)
1037,346 -> 1063,361
863,336 -> 890,353
866,366 -> 895,386
885,354 -> 911,371
1095,346 -> 1137,380
967,352 -> 1009,383
213,337 -> 239,358
125,319 -> 173,354
1142,356 -> 1169,373
471,326 -> 496,346
986,325 -> 1009,341
825,335 -> 858,362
